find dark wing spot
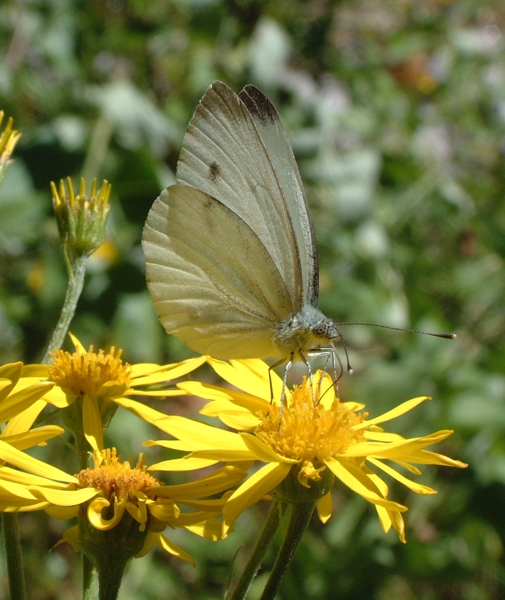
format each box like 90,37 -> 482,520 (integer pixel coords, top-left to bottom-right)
208,161 -> 220,182
203,196 -> 214,210
240,85 -> 279,126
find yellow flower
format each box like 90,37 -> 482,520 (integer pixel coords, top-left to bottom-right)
0,443 -> 246,564
118,358 -> 467,543
24,334 -> 206,452
0,361 -> 62,452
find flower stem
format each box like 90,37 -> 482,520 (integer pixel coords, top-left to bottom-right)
260,500 -> 316,600
82,554 -> 97,600
41,252 -> 90,595
81,116 -> 113,182
43,253 -> 88,363
2,513 -> 26,600
230,499 -> 283,600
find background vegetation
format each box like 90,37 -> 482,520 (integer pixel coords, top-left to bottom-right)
0,0 -> 504,598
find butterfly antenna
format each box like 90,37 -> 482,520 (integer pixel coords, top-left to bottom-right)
336,322 -> 457,340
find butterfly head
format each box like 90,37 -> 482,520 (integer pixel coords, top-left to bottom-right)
274,305 -> 342,360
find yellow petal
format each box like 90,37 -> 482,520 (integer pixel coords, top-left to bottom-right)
199,397 -> 263,430
115,397 -> 167,424
58,524 -> 81,551
355,397 -> 431,430
0,381 -> 54,424
126,390 -> 184,397
316,491 -> 333,523
0,498 -> 49,511
3,400 -> 47,436
364,431 -> 405,443
154,465 -> 247,500
69,332 -> 86,352
342,430 -> 455,460
88,496 -> 125,530
0,380 -> 12,399
183,517 -> 224,540
325,458 -> 407,512
29,486 -> 98,506
343,401 -> 366,412
176,497 -> 227,512
97,381 -> 127,401
20,364 -> 50,378
2,426 -> 64,451
0,363 -> 22,395
129,363 -> 170,377
223,462 -> 291,533
404,448 -> 467,468
367,457 -> 437,495
0,465 -> 69,488
0,479 -> 39,500
240,432 -> 297,464
189,447 -> 257,462
362,464 -> 389,496
149,500 -> 179,522
376,504 -> 406,542
208,358 -> 283,401
0,439 -> 77,482
130,355 -> 206,383
83,396 -> 103,452
388,506 -> 407,543
152,414 -> 249,453
40,386 -> 69,408
149,457 -> 221,472
180,381 -> 268,417
125,498 -> 148,530
390,459 -> 422,475
140,531 -> 195,565
144,439 -> 195,451
45,504 -> 79,520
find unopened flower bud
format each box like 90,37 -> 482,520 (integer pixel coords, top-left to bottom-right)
51,177 -> 111,259
0,111 -> 22,183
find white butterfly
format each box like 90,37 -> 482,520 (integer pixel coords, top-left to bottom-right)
142,81 -> 342,365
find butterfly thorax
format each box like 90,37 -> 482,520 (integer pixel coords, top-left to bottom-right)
273,305 -> 341,358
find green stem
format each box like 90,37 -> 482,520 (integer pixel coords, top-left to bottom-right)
97,564 -> 124,600
2,513 -> 26,600
260,501 -> 316,600
79,508 -> 147,600
82,554 -> 97,600
41,252 -> 91,595
230,499 -> 282,600
81,117 -> 113,182
42,253 -> 88,363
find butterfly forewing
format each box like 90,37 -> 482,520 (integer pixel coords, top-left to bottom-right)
239,84 -> 319,308
176,81 -> 304,313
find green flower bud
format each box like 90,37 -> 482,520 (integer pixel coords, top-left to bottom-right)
0,111 -> 22,184
51,177 -> 111,259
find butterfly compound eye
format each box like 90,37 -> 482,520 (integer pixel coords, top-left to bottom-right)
312,319 -> 341,342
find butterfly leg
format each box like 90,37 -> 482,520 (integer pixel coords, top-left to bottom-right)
298,350 -> 316,405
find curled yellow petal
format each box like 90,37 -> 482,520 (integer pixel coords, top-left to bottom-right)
87,496 -> 125,530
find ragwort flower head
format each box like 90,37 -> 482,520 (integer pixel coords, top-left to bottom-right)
123,358 -> 467,543
0,442 -> 246,566
30,334 -> 205,452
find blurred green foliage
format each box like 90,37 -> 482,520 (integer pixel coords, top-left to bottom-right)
1,0 -> 504,598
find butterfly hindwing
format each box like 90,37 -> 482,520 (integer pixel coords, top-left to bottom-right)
143,184 -> 294,359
